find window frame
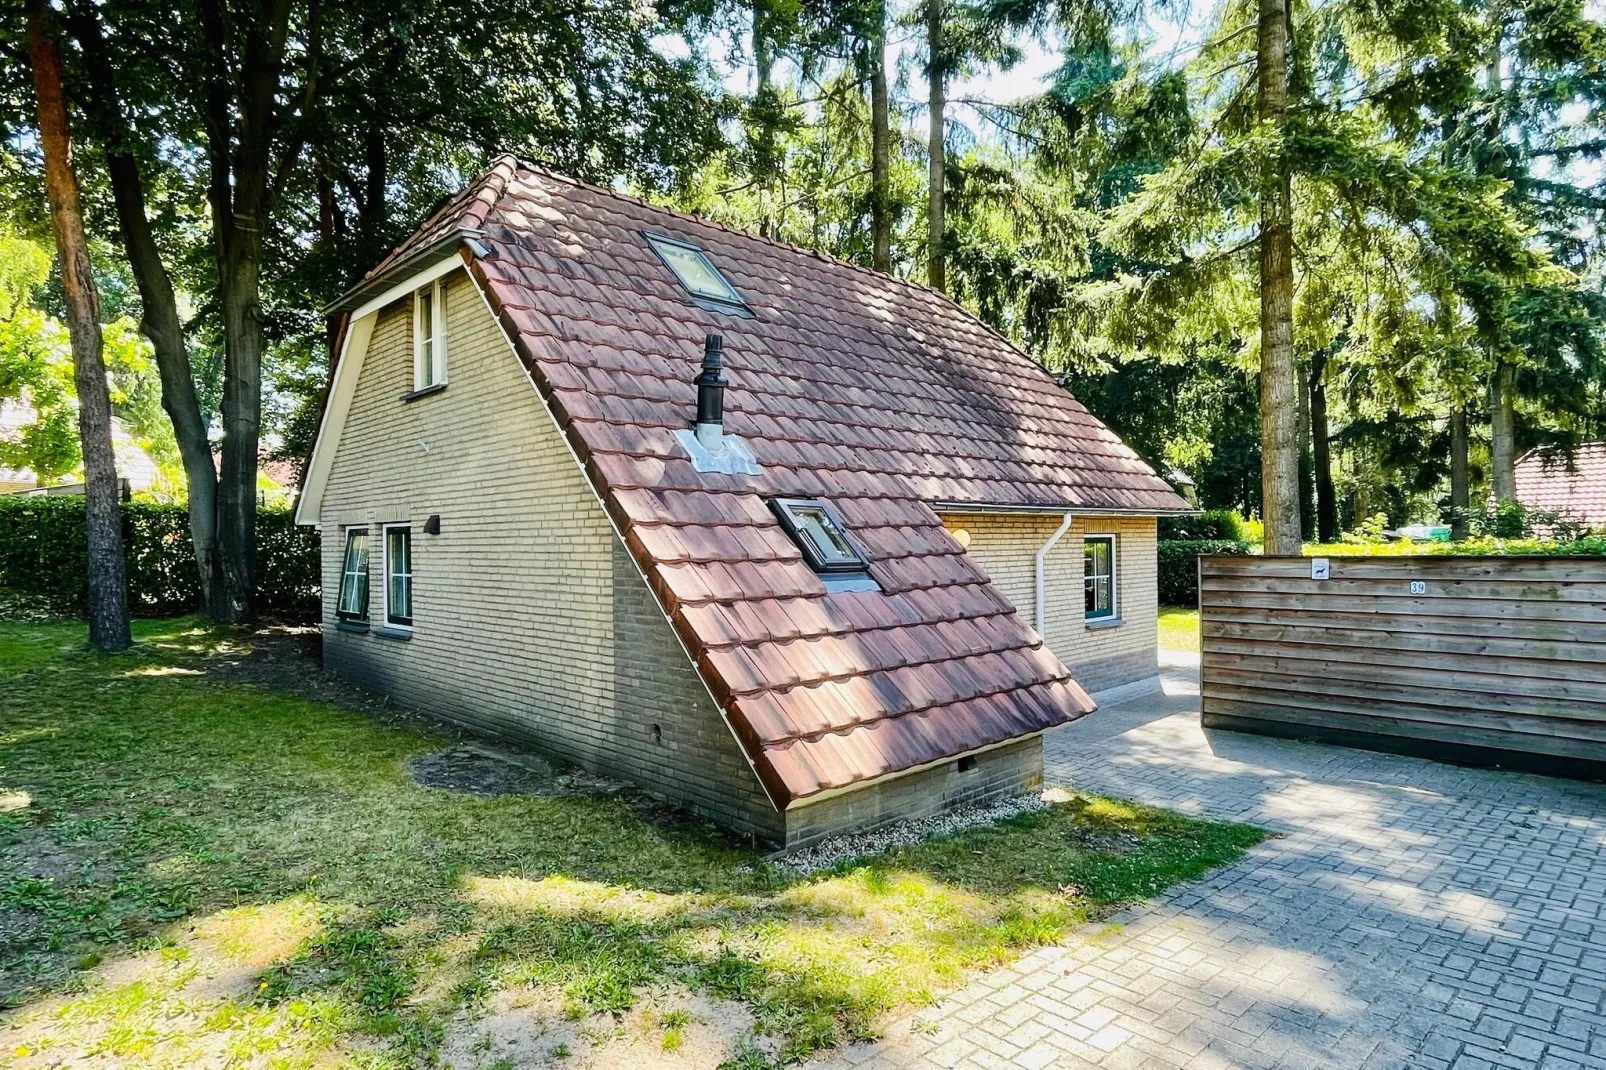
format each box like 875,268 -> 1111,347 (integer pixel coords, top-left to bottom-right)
643,232 -> 751,315
336,526 -> 371,624
1083,534 -> 1117,621
770,497 -> 870,575
382,524 -> 414,630
412,276 -> 448,391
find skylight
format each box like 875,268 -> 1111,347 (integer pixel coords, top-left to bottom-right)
645,233 -> 747,311
771,498 -> 869,574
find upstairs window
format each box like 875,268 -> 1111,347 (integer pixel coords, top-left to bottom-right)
771,498 -> 868,574
337,528 -> 371,622
413,277 -> 448,390
1084,535 -> 1117,620
385,525 -> 413,628
645,233 -> 748,313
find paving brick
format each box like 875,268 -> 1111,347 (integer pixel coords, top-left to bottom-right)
815,665 -> 1606,1070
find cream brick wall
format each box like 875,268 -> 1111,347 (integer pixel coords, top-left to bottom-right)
316,271 -> 781,841
940,512 -> 1159,692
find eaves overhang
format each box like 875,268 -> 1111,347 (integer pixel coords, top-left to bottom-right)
322,229 -> 487,317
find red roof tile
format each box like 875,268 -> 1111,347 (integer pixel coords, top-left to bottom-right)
1514,444 -> 1606,531
354,157 -> 1196,807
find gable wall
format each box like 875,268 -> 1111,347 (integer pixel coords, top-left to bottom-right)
315,271 -> 781,841
940,513 -> 1159,692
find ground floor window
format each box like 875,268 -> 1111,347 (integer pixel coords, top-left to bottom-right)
337,528 -> 371,622
385,526 -> 413,628
1084,535 -> 1116,620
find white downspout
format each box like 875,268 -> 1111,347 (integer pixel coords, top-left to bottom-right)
1034,512 -> 1075,637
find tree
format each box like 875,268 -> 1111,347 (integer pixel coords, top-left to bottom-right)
927,0 -> 948,290
867,0 -> 892,271
69,6 -> 224,614
1255,0 -> 1299,553
28,7 -> 130,651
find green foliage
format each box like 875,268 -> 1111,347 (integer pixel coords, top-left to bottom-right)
0,497 -> 318,617
1158,509 -> 1254,541
1302,535 -> 1606,556
1156,539 -> 1253,606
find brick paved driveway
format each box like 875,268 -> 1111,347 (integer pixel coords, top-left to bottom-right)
822,662 -> 1606,1070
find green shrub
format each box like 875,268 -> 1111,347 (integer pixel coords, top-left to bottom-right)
1158,509 -> 1253,542
0,496 -> 319,618
1157,539 -> 1253,606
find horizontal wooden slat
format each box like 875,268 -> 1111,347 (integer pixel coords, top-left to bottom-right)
1200,590 -> 1606,629
1204,697 -> 1606,762
1202,555 -> 1606,583
1200,604 -> 1606,646
1203,665 -> 1606,725
1203,656 -> 1606,713
1198,555 -> 1606,772
1201,632 -> 1606,685
1202,574 -> 1606,604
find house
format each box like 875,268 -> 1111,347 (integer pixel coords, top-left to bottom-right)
1513,443 -> 1606,534
295,158 -> 1191,847
0,397 -> 160,496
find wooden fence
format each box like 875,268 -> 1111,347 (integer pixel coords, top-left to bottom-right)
1199,554 -> 1606,777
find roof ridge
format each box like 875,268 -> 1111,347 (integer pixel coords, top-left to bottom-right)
495,154 -> 971,310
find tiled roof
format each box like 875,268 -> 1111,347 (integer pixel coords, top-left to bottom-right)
363,157 -> 1190,807
1515,443 -> 1606,529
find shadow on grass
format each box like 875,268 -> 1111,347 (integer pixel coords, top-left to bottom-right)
0,618 -> 1263,1068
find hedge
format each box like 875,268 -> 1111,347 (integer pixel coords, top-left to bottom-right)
1157,539 -> 1253,606
0,496 -> 320,618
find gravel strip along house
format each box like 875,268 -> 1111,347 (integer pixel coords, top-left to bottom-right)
296,157 -> 1192,847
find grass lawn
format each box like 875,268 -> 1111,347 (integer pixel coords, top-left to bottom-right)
1158,607 -> 1200,654
0,618 -> 1260,1068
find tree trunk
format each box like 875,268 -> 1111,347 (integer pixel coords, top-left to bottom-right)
1449,404 -> 1470,539
30,10 -> 131,652
66,4 -> 226,617
1310,351 -> 1337,542
1490,360 -> 1517,503
926,0 -> 946,291
1297,355 -> 1314,541
215,245 -> 264,624
1256,0 -> 1301,554
869,0 -> 891,273
360,119 -> 388,266
106,153 -> 225,616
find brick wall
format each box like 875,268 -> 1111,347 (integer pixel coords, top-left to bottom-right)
939,513 -> 1159,692
784,737 -> 1043,849
316,270 -> 780,840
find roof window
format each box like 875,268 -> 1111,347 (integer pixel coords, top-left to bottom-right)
645,233 -> 749,314
771,498 -> 868,574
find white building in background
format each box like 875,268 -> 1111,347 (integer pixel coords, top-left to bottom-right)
0,396 -> 161,497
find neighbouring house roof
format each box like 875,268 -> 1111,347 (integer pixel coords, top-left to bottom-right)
318,156 -> 1191,808
1514,443 -> 1606,529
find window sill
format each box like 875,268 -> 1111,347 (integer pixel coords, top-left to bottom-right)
375,626 -> 413,640
400,382 -> 447,403
1085,616 -> 1124,630
336,619 -> 369,633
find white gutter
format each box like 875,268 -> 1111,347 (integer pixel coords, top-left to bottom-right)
1034,512 -> 1075,636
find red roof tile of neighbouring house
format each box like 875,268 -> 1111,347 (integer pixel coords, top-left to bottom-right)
1514,443 -> 1606,531
337,157 -> 1190,808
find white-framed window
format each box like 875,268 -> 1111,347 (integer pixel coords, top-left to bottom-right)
413,277 -> 448,390
1084,535 -> 1117,620
336,527 -> 371,622
383,524 -> 413,629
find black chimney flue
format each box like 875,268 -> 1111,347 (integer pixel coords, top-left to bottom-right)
694,334 -> 727,446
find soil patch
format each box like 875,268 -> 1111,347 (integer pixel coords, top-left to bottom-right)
408,743 -> 556,797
